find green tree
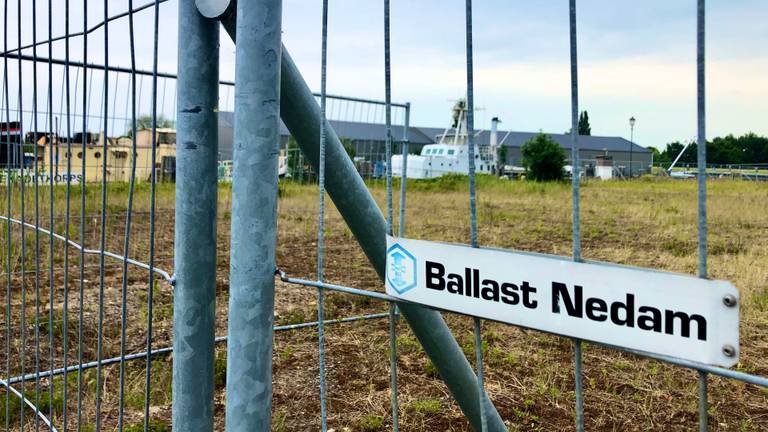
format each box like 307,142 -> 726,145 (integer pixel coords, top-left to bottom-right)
708,135 -> 742,165
660,133 -> 768,167
521,133 -> 566,181
125,115 -> 175,137
578,111 -> 591,135
497,145 -> 507,166
736,133 -> 768,164
661,141 -> 695,165
565,111 -> 591,135
646,146 -> 669,165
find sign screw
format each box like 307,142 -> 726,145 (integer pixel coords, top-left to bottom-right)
722,345 -> 736,357
722,294 -> 737,308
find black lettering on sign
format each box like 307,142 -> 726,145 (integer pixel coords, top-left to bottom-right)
586,297 -> 607,322
638,306 -> 662,332
464,268 -> 471,297
447,274 -> 463,295
665,310 -> 707,341
426,261 -> 445,291
552,282 -> 582,316
611,294 -> 635,327
481,279 -> 499,302
418,262 -> 536,309
551,282 -> 708,341
500,283 -> 519,305
520,281 -> 538,309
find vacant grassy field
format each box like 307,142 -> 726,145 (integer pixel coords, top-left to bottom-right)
0,176 -> 766,431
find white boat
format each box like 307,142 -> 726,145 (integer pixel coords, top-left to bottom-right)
669,170 -> 696,179
391,100 -> 498,179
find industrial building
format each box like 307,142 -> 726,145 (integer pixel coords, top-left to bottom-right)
1,123 -> 177,183
2,115 -> 651,183
37,129 -> 178,182
218,112 -> 652,177
452,127 -> 652,177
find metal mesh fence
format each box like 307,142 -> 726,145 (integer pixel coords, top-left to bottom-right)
1,0 -> 767,431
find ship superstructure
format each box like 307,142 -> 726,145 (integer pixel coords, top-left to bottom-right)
391,100 -> 498,179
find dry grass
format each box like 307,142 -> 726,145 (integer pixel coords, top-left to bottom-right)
1,176 -> 767,431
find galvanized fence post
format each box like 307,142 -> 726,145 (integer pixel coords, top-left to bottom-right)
317,0 -> 330,428
696,1 -> 709,430
569,1 -> 585,431
225,0 -> 283,430
383,4 -> 402,430
464,2 -> 489,431
173,1 -> 220,430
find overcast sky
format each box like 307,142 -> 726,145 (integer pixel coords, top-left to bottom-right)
2,0 -> 767,148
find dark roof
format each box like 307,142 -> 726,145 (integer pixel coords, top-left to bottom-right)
217,112 -> 648,156
316,120 -> 434,145
218,112 -> 434,146
418,127 -> 649,153
500,131 -> 648,153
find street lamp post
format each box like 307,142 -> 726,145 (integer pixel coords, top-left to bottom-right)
629,116 -> 636,177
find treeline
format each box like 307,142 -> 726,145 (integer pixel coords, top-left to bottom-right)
649,133 -> 768,166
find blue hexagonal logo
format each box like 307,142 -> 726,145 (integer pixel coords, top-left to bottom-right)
386,243 -> 417,295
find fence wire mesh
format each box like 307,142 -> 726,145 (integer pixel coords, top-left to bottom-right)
1,0 -> 767,431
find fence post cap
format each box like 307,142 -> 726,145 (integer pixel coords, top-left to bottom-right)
196,0 -> 233,19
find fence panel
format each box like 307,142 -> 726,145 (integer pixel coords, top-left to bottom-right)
1,0 -> 767,431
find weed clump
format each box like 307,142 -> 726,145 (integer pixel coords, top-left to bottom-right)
358,414 -> 385,431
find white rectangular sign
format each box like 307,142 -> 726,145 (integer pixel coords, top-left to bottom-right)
385,236 -> 739,367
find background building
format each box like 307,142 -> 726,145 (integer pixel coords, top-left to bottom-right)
425,128 -> 652,177
218,112 -> 652,177
41,128 -> 177,182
